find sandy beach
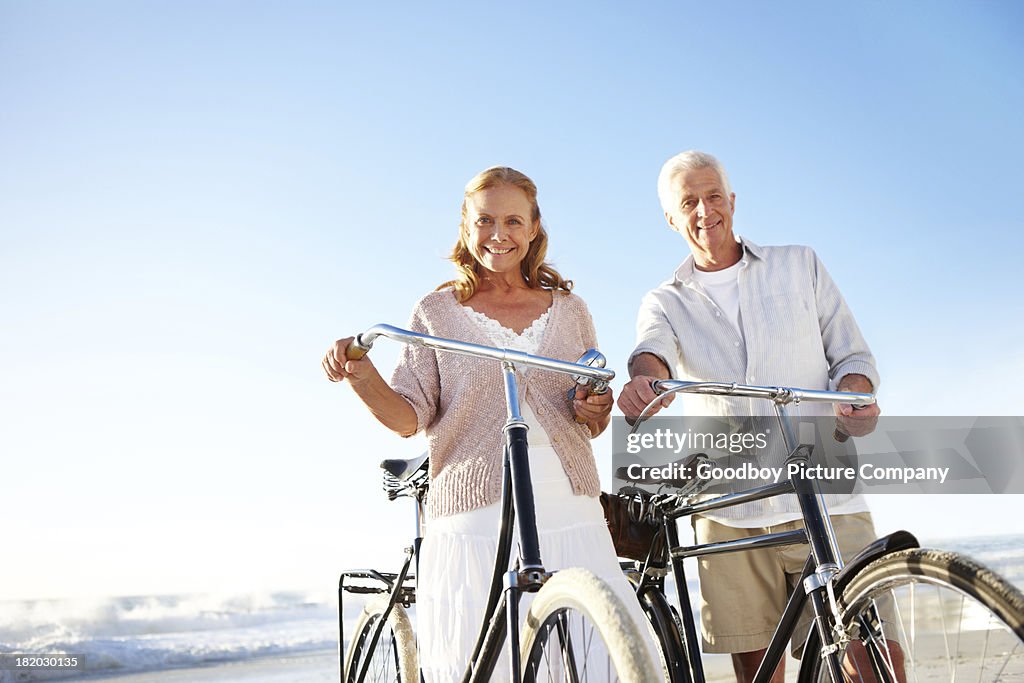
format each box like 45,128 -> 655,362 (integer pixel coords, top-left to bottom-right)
71,650 -> 747,683
28,624 -> 1023,682
73,651 -> 339,683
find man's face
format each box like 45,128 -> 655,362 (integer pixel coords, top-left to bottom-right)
666,167 -> 736,264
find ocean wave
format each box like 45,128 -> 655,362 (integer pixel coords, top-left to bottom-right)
0,591 -> 339,681
924,534 -> 1024,587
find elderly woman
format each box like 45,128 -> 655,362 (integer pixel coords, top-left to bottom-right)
323,166 -> 654,681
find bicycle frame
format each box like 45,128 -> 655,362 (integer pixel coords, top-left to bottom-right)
345,324 -> 616,683
339,454 -> 427,683
632,380 -> 881,683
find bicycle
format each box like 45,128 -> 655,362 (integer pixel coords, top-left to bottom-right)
339,449 -> 426,682
336,323 -> 660,683
619,380 -> 1024,683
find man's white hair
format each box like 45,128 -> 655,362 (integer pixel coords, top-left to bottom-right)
657,150 -> 732,214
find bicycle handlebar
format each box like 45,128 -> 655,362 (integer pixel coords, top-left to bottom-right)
650,380 -> 875,407
347,323 -> 616,388
626,380 -> 877,441
629,380 -> 875,433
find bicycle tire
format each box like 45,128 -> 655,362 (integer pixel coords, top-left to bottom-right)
798,548 -> 1024,683
343,596 -> 417,683
636,583 -> 688,682
625,570 -> 688,683
520,567 -> 660,682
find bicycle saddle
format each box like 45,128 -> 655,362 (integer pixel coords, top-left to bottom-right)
380,451 -> 429,481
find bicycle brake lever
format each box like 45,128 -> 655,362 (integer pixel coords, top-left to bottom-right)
569,349 -> 609,423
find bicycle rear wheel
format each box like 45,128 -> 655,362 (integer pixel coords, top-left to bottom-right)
343,596 -> 417,683
798,548 -> 1024,683
520,567 -> 659,682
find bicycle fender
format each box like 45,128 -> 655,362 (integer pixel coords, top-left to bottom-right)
831,529 -> 919,593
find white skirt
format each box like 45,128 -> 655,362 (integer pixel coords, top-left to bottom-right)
417,444 -> 660,682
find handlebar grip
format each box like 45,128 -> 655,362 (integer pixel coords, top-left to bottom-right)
570,383 -> 609,424
346,337 -> 370,360
834,403 -> 870,442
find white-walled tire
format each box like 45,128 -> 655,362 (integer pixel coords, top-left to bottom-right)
520,567 -> 659,682
343,596 -> 417,683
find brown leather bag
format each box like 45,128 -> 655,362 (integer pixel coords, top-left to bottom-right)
599,491 -> 667,563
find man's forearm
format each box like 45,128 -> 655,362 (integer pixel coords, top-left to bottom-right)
628,352 -> 671,380
837,373 -> 874,394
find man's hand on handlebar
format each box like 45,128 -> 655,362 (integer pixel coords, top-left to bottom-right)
834,373 -> 881,438
323,337 -> 375,384
617,375 -> 675,421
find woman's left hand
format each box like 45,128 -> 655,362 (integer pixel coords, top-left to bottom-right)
572,385 -> 614,437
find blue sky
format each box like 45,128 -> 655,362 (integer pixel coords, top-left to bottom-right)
1,1 -> 1022,600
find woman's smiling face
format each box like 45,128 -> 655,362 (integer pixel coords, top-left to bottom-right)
464,182 -> 538,277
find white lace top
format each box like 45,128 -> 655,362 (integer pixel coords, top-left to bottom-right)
459,306 -> 550,354
460,306 -> 552,446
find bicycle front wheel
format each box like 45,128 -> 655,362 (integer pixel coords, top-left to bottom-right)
798,548 -> 1024,683
636,582 -> 688,683
520,567 -> 659,682
624,569 -> 687,683
343,596 -> 417,683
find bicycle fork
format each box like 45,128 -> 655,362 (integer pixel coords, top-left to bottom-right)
775,403 -> 848,683
774,404 -> 895,683
465,361 -> 550,683
502,360 -> 549,681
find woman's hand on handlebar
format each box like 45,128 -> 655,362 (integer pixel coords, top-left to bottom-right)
572,385 -> 614,437
323,336 -> 418,436
323,337 -> 374,384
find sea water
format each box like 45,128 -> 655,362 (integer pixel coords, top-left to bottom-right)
1,533 -> 1021,681
0,591 -> 341,681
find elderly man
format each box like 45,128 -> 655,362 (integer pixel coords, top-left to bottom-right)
618,150 -> 885,683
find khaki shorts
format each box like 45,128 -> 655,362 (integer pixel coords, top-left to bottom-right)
693,511 -> 876,657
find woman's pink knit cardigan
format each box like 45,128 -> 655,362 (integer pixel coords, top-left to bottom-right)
391,289 -> 603,519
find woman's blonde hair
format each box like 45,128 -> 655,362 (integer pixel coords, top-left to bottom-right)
439,166 -> 573,302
